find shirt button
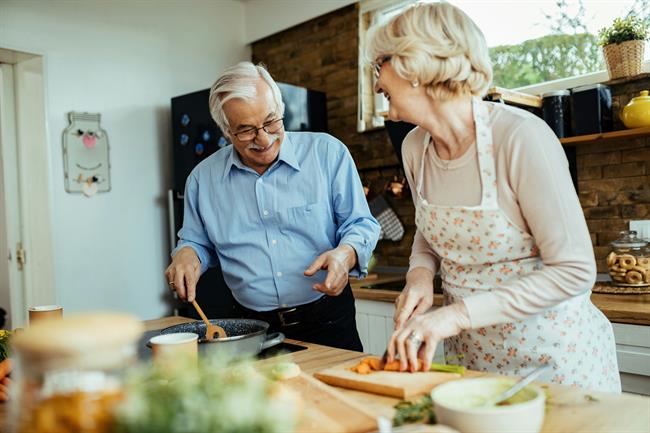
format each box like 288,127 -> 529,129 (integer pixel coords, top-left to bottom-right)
276,271 -> 283,277
263,209 -> 269,216
271,239 -> 277,245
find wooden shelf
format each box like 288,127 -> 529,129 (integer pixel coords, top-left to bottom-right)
560,126 -> 650,146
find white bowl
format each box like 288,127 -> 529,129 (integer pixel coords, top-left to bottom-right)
431,377 -> 546,433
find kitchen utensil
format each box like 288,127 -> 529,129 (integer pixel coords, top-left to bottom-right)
486,365 -> 550,406
431,377 -> 546,433
159,318 -> 284,358
191,299 -> 226,340
314,360 -> 460,399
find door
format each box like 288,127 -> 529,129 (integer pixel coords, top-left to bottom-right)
0,63 -> 25,329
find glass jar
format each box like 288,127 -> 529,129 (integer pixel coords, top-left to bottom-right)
10,313 -> 143,433
607,231 -> 650,286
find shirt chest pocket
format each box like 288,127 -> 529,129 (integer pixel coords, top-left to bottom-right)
282,202 -> 330,234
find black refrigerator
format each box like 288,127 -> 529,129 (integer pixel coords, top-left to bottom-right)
168,83 -> 327,319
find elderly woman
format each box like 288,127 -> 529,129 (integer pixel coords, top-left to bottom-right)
367,2 -> 620,392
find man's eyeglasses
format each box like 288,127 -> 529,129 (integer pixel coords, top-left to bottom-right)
372,55 -> 392,79
233,118 -> 284,141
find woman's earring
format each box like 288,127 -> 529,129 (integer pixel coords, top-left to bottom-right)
411,80 -> 420,88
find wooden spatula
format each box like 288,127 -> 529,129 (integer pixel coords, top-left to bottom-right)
191,299 -> 227,340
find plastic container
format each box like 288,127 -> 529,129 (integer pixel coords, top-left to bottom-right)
570,84 -> 612,135
542,90 -> 571,138
607,231 -> 650,287
10,313 -> 143,433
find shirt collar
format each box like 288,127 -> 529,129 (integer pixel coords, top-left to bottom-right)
222,133 -> 300,180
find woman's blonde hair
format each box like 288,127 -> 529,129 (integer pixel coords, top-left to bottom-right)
365,2 -> 492,101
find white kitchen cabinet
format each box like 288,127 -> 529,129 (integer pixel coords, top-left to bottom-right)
355,299 -> 650,395
613,323 -> 650,395
355,299 -> 444,359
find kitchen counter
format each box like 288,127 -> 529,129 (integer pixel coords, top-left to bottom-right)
1,316 -> 646,433
153,317 -> 646,433
351,274 -> 650,326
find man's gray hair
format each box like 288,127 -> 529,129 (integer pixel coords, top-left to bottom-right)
208,62 -> 285,136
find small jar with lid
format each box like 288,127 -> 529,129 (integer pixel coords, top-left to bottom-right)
10,313 -> 143,433
607,231 -> 650,286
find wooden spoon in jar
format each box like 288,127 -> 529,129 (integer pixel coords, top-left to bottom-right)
191,299 -> 227,340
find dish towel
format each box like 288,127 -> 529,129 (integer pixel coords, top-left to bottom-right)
369,195 -> 404,242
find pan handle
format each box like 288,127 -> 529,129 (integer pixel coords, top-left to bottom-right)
261,332 -> 285,350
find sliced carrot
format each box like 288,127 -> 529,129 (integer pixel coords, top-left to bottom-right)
383,360 -> 401,371
0,359 -> 11,379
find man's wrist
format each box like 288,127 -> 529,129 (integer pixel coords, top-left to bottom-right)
338,243 -> 358,270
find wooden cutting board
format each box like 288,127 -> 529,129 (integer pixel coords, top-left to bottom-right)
314,361 -> 461,399
283,372 -> 377,433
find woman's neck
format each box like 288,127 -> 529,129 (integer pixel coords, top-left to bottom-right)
412,95 -> 476,160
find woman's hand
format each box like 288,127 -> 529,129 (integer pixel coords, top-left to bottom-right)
164,247 -> 201,302
394,267 -> 435,330
387,302 -> 470,372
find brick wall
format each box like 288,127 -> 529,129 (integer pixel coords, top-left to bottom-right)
251,4 -> 415,267
252,6 -> 650,273
579,74 -> 650,273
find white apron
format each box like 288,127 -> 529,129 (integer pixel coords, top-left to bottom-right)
414,98 -> 620,392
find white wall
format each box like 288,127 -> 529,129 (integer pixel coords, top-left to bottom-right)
0,0 -> 250,319
243,0 -> 357,43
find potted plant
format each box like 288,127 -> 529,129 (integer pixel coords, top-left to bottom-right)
599,14 -> 649,79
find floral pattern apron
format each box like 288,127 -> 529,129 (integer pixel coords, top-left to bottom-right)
414,98 -> 621,392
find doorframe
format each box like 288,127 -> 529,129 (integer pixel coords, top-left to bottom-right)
0,47 -> 55,327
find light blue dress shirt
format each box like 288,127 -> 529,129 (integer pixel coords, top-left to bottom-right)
174,132 -> 380,311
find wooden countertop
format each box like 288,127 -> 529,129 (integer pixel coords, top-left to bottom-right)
351,274 -> 650,326
151,317 -> 647,433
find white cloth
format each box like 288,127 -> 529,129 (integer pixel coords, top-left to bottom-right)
413,98 -> 620,392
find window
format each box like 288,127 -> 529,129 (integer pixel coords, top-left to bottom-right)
357,0 -> 650,132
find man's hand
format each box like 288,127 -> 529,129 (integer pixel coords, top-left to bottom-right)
164,247 -> 201,302
304,244 -> 357,296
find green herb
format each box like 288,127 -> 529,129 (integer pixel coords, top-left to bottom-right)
0,330 -> 11,362
393,395 -> 436,426
585,394 -> 599,402
113,356 -> 299,433
599,14 -> 649,46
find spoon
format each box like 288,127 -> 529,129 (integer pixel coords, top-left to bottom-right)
487,364 -> 551,406
191,299 -> 227,341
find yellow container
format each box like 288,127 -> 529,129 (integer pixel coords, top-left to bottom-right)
620,90 -> 650,128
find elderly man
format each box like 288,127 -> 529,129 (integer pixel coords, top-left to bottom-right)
165,62 -> 380,350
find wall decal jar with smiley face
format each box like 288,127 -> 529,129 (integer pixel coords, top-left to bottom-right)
62,112 -> 111,197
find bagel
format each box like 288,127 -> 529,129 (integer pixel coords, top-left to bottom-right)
625,270 -> 644,285
637,257 -> 650,269
645,270 -> 650,284
612,275 -> 627,283
611,265 -> 626,273
631,265 -> 648,274
606,252 -> 617,267
618,255 -> 637,269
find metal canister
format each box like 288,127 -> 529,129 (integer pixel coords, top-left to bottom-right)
542,90 -> 571,138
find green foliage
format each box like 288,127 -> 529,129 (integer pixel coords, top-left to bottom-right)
490,33 -> 604,89
598,14 -> 649,46
393,395 -> 436,426
113,357 -> 299,433
0,330 -> 11,362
